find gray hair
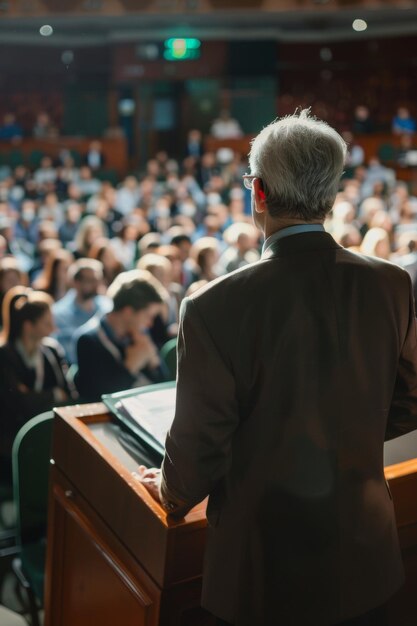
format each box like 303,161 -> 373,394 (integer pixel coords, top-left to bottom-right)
249,109 -> 347,221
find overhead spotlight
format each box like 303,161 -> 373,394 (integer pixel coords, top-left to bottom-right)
39,24 -> 53,37
352,19 -> 367,32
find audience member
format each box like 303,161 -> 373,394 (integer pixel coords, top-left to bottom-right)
109,219 -> 139,269
84,140 -> 106,171
210,110 -> 243,139
32,248 -> 74,301
352,105 -> 374,134
0,287 -> 74,482
137,253 -> 182,334
360,227 -> 391,260
71,215 -> 107,258
52,258 -> 109,364
88,237 -> 124,287
34,156 -> 57,186
396,231 -> 417,306
185,129 -> 204,159
74,270 -> 166,401
32,112 -> 56,138
392,106 -> 417,135
0,113 -> 23,140
59,202 -> 83,245
217,222 -> 260,273
342,131 -> 365,168
189,237 -> 221,282
0,257 -> 27,327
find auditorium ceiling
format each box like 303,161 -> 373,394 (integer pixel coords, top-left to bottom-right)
0,1 -> 416,44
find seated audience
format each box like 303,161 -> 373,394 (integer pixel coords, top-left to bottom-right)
185,129 -> 204,159
52,258 -> 109,364
217,222 -> 260,273
210,110 -> 243,139
59,202 -> 83,245
71,215 -> 107,259
0,113 -> 23,140
84,140 -> 106,171
109,219 -> 139,269
189,237 -> 221,282
32,248 -> 73,301
396,231 -> 417,307
34,156 -> 57,186
137,253 -> 182,335
88,237 -> 124,287
392,106 -> 417,135
0,286 -> 74,482
74,270 -> 167,402
32,112 -> 57,138
360,227 -> 391,260
352,105 -> 374,134
0,257 -> 27,327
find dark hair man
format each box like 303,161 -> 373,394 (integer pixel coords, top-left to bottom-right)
138,111 -> 417,626
75,269 -> 166,402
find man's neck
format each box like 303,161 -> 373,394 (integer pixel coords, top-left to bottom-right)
75,294 -> 96,312
263,218 -> 324,240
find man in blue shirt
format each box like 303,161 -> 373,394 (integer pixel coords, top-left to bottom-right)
52,258 -> 110,364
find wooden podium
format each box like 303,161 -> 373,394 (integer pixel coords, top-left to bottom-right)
44,402 -> 214,626
44,402 -> 417,626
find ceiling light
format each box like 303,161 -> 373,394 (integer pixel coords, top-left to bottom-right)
352,19 -> 367,32
39,24 -> 53,37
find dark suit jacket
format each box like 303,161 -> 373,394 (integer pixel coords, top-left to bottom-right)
75,316 -> 165,402
160,231 -> 417,625
0,338 -> 72,459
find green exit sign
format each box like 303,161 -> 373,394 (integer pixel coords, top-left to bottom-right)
164,38 -> 201,61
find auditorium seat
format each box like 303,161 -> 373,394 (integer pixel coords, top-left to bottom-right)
160,337 -> 177,381
378,142 -> 396,163
27,149 -> 45,169
12,411 -> 54,626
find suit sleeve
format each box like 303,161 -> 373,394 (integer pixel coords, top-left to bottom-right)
160,296 -> 239,517
386,272 -> 417,440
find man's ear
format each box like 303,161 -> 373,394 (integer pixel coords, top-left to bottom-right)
253,177 -> 267,214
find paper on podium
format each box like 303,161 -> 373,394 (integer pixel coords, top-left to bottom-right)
118,386 -> 176,448
102,382 -> 177,462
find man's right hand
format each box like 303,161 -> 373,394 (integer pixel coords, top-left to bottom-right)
124,332 -> 159,373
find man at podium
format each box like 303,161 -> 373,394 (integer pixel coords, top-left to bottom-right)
138,111 -> 417,626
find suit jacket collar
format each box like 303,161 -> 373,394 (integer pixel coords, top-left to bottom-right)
261,231 -> 342,260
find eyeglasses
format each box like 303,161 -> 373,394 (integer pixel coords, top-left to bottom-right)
242,174 -> 257,190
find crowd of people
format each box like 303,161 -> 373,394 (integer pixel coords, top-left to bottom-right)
1,123 -> 417,484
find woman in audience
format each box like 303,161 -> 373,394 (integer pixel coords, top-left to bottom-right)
88,237 -> 124,287
137,253 -> 182,335
71,215 -> 107,259
0,257 -> 27,328
0,286 -> 75,482
109,219 -> 139,269
360,227 -> 391,260
189,237 -> 221,283
32,248 -> 74,301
